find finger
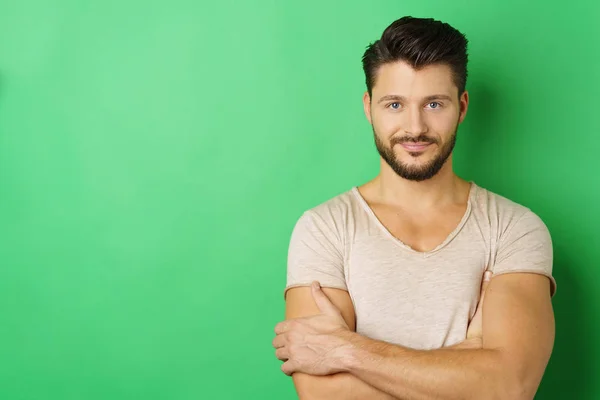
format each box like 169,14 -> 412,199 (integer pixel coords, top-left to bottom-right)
311,281 -> 340,316
281,360 -> 297,376
472,297 -> 484,321
274,321 -> 290,335
482,270 -> 492,288
470,271 -> 492,323
275,347 -> 289,361
480,270 -> 492,300
468,302 -> 483,330
272,334 -> 286,349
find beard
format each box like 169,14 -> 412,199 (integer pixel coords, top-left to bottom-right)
373,123 -> 458,182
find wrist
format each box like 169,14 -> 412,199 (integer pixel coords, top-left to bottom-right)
334,330 -> 390,374
333,329 -> 362,373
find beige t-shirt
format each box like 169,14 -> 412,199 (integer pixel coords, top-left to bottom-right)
284,182 -> 556,350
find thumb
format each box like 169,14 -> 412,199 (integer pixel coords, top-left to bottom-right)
311,281 -> 340,316
479,270 -> 492,302
468,271 -> 492,328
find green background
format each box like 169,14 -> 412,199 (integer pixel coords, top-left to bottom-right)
0,0 -> 598,399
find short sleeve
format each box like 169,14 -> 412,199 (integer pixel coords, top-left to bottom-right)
492,210 -> 557,296
284,210 -> 347,299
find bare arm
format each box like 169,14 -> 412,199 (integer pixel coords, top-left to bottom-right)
336,273 -> 555,400
284,287 -> 396,400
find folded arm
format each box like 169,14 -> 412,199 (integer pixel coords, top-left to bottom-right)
335,273 -> 554,400
282,286 -> 484,400
278,273 -> 554,400
283,287 -> 396,400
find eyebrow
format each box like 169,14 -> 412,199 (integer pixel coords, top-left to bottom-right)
377,94 -> 454,104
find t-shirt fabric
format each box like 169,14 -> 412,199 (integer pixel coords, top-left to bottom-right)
284,182 -> 556,350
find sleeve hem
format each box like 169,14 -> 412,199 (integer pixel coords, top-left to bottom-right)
283,283 -> 349,299
491,269 -> 557,297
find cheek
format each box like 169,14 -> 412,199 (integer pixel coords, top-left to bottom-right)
425,113 -> 457,134
373,112 -> 402,134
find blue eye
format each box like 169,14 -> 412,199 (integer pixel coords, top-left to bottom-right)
428,102 -> 441,109
389,102 -> 401,109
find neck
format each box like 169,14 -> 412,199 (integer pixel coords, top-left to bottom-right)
368,156 -> 470,210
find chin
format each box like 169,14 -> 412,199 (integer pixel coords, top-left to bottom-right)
398,152 -> 434,164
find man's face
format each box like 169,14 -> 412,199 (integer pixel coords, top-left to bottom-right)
363,61 -> 469,181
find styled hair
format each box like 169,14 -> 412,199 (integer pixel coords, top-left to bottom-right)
361,16 -> 469,97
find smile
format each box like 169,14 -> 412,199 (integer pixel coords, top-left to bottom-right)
400,143 -> 433,152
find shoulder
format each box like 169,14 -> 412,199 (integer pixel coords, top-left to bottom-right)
472,183 -> 549,233
473,183 -> 551,243
289,187 -> 364,249
474,184 -> 556,295
295,188 -> 358,227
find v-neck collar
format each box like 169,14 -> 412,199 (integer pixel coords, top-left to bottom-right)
351,182 -> 477,257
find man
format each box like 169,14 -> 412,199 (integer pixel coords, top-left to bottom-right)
272,16 -> 556,400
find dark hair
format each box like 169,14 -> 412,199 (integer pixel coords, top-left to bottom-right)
362,16 -> 469,97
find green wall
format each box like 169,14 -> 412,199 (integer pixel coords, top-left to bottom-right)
0,1 -> 598,399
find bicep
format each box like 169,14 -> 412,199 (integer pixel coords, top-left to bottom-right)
483,273 -> 555,396
285,286 -> 356,329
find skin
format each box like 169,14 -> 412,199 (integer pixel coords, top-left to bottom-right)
363,61 -> 471,253
273,61 -> 555,399
278,275 -> 490,400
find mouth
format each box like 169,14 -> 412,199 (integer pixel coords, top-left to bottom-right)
400,142 -> 433,152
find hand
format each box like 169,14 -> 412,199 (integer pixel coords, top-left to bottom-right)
273,281 -> 352,376
465,270 -> 492,344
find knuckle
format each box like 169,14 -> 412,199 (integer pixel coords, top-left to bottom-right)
284,332 -> 293,344
288,331 -> 300,343
287,344 -> 297,356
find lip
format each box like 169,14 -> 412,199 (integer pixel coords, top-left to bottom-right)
400,142 -> 432,152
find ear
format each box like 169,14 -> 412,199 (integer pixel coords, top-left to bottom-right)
458,90 -> 469,124
362,91 -> 372,124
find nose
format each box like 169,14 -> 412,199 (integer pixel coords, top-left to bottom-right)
404,108 -> 428,136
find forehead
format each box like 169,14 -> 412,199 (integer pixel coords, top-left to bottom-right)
372,61 -> 457,99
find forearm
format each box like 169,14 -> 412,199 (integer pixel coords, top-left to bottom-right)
341,333 -> 519,400
293,372 -> 398,400
291,341 -> 481,400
